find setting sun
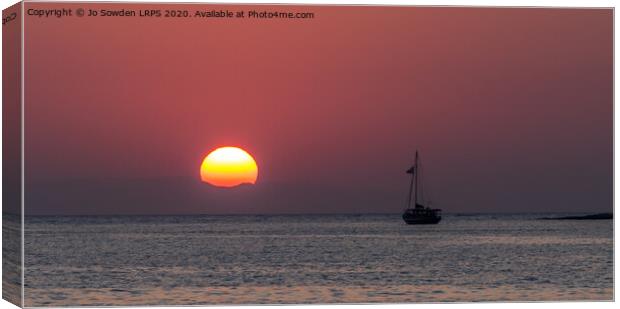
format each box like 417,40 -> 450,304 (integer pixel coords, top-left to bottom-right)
200,147 -> 258,188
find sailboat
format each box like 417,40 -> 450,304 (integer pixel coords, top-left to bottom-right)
402,151 -> 442,224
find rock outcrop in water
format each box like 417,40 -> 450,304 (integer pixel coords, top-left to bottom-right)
539,213 -> 612,220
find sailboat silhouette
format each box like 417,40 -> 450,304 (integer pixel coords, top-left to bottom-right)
402,151 -> 442,224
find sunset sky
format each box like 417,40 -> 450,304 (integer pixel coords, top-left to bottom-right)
22,3 -> 612,215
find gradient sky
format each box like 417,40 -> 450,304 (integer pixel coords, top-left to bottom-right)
3,2 -> 21,215
22,3 -> 612,215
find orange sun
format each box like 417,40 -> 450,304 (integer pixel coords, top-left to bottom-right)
200,147 -> 258,188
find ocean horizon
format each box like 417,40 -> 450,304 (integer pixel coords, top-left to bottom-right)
12,211 -> 613,217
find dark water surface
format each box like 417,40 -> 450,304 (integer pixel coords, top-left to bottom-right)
23,214 -> 613,305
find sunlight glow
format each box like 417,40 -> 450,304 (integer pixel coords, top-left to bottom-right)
200,147 -> 258,188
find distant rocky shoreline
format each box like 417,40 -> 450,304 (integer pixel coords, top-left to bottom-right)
539,213 -> 612,220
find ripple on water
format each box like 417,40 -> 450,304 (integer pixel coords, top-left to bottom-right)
23,214 -> 613,305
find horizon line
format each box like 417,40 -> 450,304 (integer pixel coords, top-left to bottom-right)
5,210 -> 612,217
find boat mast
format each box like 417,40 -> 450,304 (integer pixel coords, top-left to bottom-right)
407,165 -> 414,209
414,150 -> 418,207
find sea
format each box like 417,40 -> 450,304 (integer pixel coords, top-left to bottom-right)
16,213 -> 613,306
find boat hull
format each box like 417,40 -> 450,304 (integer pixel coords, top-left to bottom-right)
402,215 -> 441,225
402,208 -> 442,225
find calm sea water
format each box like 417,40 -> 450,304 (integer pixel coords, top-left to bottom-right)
22,214 -> 613,306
